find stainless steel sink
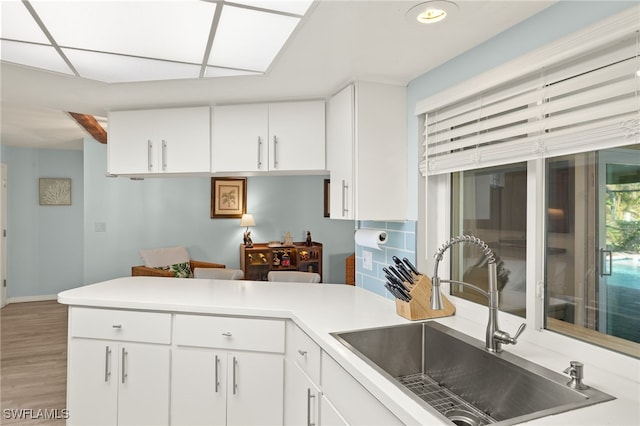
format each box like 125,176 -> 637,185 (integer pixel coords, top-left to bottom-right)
332,322 -> 615,426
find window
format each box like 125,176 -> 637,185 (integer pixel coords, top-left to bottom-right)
418,6 -> 639,356
451,163 -> 527,318
545,146 -> 640,354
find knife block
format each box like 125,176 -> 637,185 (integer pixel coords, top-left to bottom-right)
395,275 -> 455,321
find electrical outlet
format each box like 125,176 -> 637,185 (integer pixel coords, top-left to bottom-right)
362,250 -> 373,271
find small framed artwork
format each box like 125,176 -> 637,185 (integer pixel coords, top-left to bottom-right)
211,177 -> 247,218
323,179 -> 330,217
39,178 -> 71,206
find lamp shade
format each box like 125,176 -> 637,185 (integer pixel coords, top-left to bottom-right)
240,213 -> 255,227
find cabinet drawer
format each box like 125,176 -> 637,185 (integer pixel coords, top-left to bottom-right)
70,307 -> 172,344
175,314 -> 285,353
288,323 -> 321,384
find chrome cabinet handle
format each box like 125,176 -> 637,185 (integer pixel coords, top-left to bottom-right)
214,355 -> 220,393
232,357 -> 238,395
104,346 -> 111,382
600,248 -> 613,276
297,349 -> 308,356
306,388 -> 316,426
147,140 -> 153,171
112,324 -> 122,329
273,136 -> 279,168
121,348 -> 128,384
162,139 -> 167,171
257,137 -> 263,169
222,332 -> 232,337
341,180 -> 349,216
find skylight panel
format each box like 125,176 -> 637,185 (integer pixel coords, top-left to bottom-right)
204,66 -> 261,78
62,49 -> 202,83
0,1 -> 49,44
1,40 -> 73,75
30,0 -> 216,64
209,5 -> 300,72
229,0 -> 313,16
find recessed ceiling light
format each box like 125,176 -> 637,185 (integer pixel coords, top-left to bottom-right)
406,1 -> 458,25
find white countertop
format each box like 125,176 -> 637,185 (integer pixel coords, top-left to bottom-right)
58,277 -> 640,425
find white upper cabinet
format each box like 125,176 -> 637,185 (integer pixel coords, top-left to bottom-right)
212,101 -> 325,173
108,106 -> 210,175
326,81 -> 407,221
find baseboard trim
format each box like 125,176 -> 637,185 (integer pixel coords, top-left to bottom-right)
6,294 -> 58,304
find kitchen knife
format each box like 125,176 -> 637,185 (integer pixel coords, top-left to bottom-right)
388,281 -> 411,302
402,257 -> 421,276
384,274 -> 412,301
385,273 -> 408,292
383,266 -> 409,288
392,256 -> 416,282
384,282 -> 410,302
390,264 -> 413,284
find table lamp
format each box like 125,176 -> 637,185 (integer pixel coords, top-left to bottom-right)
241,214 -> 255,247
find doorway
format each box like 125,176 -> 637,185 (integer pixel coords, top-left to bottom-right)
598,149 -> 640,342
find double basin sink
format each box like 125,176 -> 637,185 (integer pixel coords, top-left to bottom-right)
332,322 -> 614,426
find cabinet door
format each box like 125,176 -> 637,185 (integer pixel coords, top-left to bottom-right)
284,360 -> 320,426
320,395 -> 349,426
172,348 -> 227,426
326,85 -> 355,219
159,107 -> 210,173
212,104 -> 269,172
268,101 -> 325,171
227,352 -> 284,426
108,109 -> 159,174
67,339 -> 118,426
118,343 -> 170,426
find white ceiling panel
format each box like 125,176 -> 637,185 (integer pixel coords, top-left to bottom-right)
1,40 -> 73,75
62,48 -> 202,83
30,0 -> 216,63
0,1 -> 50,44
209,5 -> 299,72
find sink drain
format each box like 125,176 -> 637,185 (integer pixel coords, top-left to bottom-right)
445,409 -> 483,426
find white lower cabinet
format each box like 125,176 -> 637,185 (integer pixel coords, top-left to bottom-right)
66,307 -> 172,426
319,395 -> 348,426
284,360 -> 320,426
321,352 -> 403,426
171,314 -> 285,426
67,338 -> 170,426
172,348 -> 284,426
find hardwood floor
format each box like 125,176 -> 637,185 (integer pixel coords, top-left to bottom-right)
1,301 -> 68,425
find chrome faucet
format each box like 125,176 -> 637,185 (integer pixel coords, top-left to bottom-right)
431,235 -> 526,352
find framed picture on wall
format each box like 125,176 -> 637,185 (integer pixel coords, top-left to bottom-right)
211,177 -> 247,218
39,178 -> 71,206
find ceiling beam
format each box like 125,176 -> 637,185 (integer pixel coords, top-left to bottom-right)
67,112 -> 107,144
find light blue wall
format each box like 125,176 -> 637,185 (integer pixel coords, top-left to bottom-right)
1,145 -> 84,298
84,140 -> 355,285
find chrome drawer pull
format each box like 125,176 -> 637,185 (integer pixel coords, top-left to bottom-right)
112,324 -> 122,329
214,355 -> 220,393
121,348 -> 128,384
104,346 -> 111,382
222,332 -> 232,337
298,349 -> 308,356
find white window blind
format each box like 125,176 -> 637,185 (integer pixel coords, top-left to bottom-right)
421,28 -> 640,177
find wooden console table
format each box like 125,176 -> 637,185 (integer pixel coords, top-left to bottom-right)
240,242 -> 323,281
